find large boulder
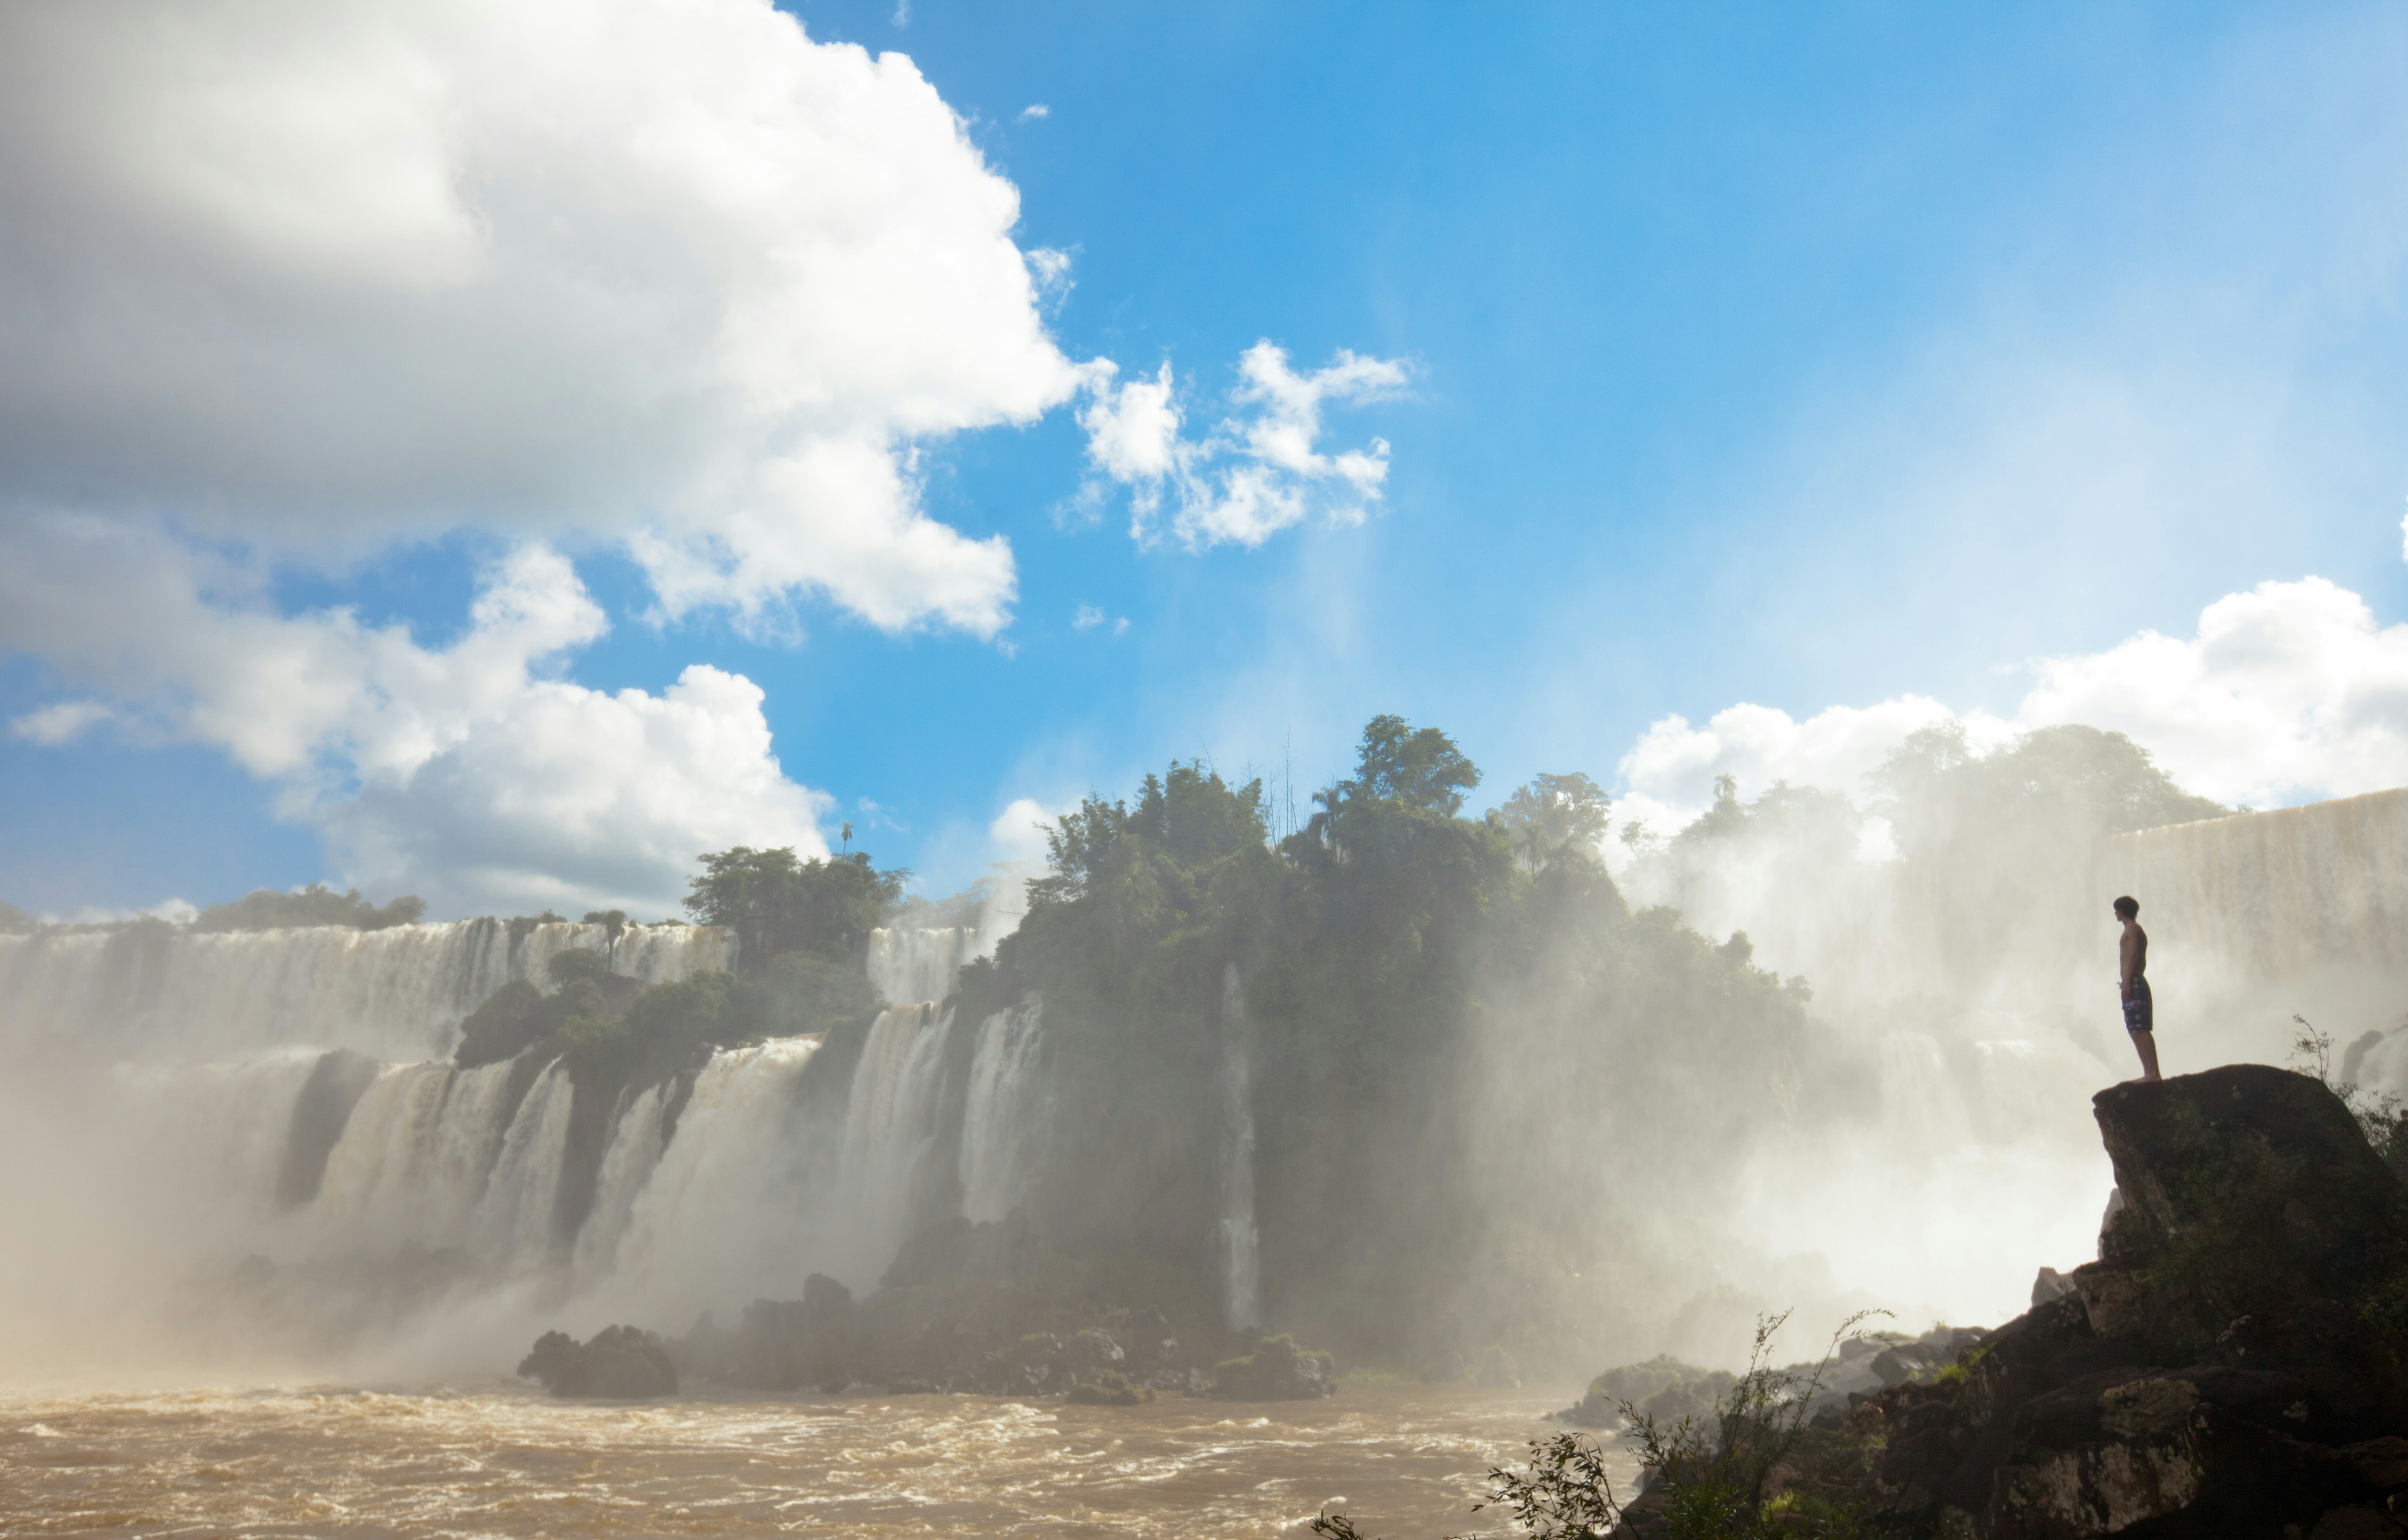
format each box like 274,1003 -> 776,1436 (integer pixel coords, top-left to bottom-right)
1208,1334 -> 1337,1400
517,1324 -> 678,1399
2079,1065 -> 2408,1358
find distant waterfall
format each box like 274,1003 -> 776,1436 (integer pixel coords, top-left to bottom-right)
960,999 -> 1046,1224
1218,964 -> 1262,1331
0,920 -> 733,1061
866,926 -> 975,1006
16,916 -> 1094,1333
2099,787 -> 2408,988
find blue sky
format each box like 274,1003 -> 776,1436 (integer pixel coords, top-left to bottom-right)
6,1 -> 2408,917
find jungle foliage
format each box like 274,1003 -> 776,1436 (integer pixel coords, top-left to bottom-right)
979,715 -> 1826,1364
684,846 -> 907,970
192,883 -> 427,933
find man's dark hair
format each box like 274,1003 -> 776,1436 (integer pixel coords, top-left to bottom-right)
2113,895 -> 2140,921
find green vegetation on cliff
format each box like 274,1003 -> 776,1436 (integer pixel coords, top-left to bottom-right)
972,715 -> 1829,1365
684,846 -> 906,970
193,883 -> 427,932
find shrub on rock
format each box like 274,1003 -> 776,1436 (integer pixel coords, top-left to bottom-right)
1068,1370 -> 1154,1405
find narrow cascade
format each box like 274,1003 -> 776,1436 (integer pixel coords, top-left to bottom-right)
468,1060 -> 577,1273
573,1083 -> 670,1282
827,1003 -> 955,1287
307,1059 -> 521,1252
0,920 -> 733,1061
865,926 -> 974,1005
598,1039 -> 821,1318
1218,964 -> 1262,1330
959,998 -> 1046,1224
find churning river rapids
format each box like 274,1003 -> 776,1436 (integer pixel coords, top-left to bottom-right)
0,1383 -> 1628,1539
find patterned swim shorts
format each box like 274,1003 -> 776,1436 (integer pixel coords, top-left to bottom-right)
2122,977 -> 2153,1034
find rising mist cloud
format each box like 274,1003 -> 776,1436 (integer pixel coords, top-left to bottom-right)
1615,561 -> 2408,840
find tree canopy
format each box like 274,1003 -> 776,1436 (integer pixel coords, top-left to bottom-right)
683,846 -> 906,968
193,884 -> 426,933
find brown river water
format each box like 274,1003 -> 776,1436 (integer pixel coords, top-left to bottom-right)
0,1382 -> 1634,1539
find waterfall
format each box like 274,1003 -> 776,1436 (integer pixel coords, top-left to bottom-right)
960,998 -> 1046,1224
570,1084 -> 671,1282
466,1060 -> 578,1272
111,1051 -> 328,1242
866,926 -> 975,1005
1218,964 -> 1261,1330
2099,787 -> 2408,989
596,1039 -> 824,1316
825,1003 -> 956,1285
1,900 -> 1088,1339
0,919 -> 734,1061
307,1059 -> 522,1252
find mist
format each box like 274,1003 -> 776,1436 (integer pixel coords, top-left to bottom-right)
6,712 -> 2379,1396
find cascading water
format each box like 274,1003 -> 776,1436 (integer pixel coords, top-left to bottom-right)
594,1039 -> 824,1317
0,920 -> 733,1061
959,998 -> 1046,1224
866,926 -> 975,1006
1218,964 -> 1262,1331
3,911 -> 1071,1348
308,1059 -> 523,1253
571,1084 -> 670,1282
468,1060 -> 578,1274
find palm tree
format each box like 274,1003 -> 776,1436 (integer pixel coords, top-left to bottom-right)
1306,780 -> 1356,860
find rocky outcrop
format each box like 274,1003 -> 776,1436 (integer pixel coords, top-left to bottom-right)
1564,1325 -> 1989,1433
1209,1334 -> 1337,1400
517,1324 -> 678,1398
1828,1066 -> 2408,1538
643,1237 -> 1326,1400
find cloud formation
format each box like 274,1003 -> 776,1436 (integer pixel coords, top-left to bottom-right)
1614,566 -> 2408,840
0,520 -> 825,916
1077,343 -> 1408,548
0,0 -> 1089,637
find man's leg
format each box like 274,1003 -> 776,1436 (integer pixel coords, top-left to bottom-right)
2129,1029 -> 2161,1083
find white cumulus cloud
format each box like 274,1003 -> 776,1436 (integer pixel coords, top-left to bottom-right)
1077,342 -> 1409,549
0,0 -> 1094,637
1614,559 -> 2408,841
0,519 -> 825,916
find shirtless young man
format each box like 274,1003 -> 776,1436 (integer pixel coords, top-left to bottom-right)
2114,895 -> 2161,1082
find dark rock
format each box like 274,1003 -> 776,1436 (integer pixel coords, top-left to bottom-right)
2092,1066 -> 2408,1322
1831,1065 -> 2408,1539
518,1324 -> 678,1398
1208,1334 -> 1336,1400
517,1329 -> 582,1390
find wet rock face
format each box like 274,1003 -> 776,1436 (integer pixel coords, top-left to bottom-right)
517,1324 -> 679,1399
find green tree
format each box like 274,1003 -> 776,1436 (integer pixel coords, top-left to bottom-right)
193,884 -> 426,933
683,847 -> 907,969
1495,771 -> 1612,869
